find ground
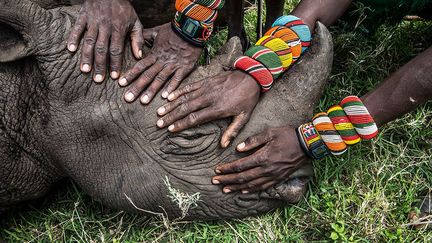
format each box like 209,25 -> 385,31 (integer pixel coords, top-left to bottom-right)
1,1 -> 431,241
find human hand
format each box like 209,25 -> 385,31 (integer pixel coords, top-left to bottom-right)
212,127 -> 309,194
156,70 -> 260,147
119,23 -> 202,104
67,0 -> 143,82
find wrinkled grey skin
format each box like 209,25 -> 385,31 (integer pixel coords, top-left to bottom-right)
0,0 -> 333,220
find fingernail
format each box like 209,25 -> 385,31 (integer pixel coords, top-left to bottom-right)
119,78 -> 128,86
212,179 -> 220,185
215,169 -> 221,174
223,141 -> 230,148
241,190 -> 249,194
138,50 -> 143,58
111,71 -> 119,79
157,107 -> 166,115
141,95 -> 149,104
125,92 -> 134,102
168,93 -> 175,101
162,91 -> 169,99
237,142 -> 245,150
94,74 -> 103,83
168,124 -> 175,132
68,44 -> 77,52
157,119 -> 164,128
223,188 -> 231,194
82,64 -> 91,73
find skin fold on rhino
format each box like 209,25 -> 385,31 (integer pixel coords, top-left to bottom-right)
0,0 -> 333,220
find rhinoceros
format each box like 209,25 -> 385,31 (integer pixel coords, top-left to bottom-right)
0,0 -> 333,220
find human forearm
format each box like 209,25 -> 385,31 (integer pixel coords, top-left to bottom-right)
291,0 -> 352,31
362,46 -> 432,127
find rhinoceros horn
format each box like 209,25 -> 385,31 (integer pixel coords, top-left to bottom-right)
0,0 -> 52,62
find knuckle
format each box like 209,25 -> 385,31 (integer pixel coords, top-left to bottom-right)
187,112 -> 198,124
110,46 -> 123,57
95,44 -> 108,55
84,36 -> 96,45
179,103 -> 190,113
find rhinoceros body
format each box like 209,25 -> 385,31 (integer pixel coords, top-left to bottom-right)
0,0 -> 332,220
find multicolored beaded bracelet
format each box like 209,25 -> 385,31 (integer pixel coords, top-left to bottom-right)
172,11 -> 213,47
256,35 -> 293,69
297,123 -> 331,159
233,56 -> 274,92
265,26 -> 302,63
175,0 -> 218,24
244,46 -> 283,79
272,15 -> 311,53
296,96 -> 379,160
340,96 -> 378,140
312,112 -> 348,155
193,0 -> 225,10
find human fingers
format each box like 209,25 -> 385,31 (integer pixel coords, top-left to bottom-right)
140,64 -> 176,104
67,15 -> 87,52
167,107 -> 222,133
124,62 -> 164,102
215,152 -> 263,175
212,167 -> 267,186
118,55 -> 157,86
93,27 -> 110,82
109,30 -> 126,79
163,67 -> 195,99
220,113 -> 251,148
235,130 -> 273,152
222,177 -> 274,194
165,81 -> 204,101
79,25 -> 98,73
130,20 -> 144,59
157,96 -> 209,129
157,89 -> 203,116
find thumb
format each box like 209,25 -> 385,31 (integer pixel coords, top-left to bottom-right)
130,20 -> 144,59
221,114 -> 250,148
142,24 -> 164,41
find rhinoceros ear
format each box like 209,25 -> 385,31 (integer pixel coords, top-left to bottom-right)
0,0 -> 49,62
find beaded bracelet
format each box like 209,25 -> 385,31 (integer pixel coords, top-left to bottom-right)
265,26 -> 302,63
175,0 -> 218,24
296,96 -> 378,160
244,46 -> 283,79
297,123 -> 330,159
233,56 -> 274,92
172,11 -> 213,47
340,96 -> 378,140
193,0 -> 225,10
272,15 -> 311,53
256,35 -> 293,69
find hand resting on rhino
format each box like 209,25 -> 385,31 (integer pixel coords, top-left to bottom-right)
0,0 -> 333,220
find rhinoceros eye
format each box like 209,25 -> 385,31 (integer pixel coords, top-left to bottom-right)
160,124 -> 221,156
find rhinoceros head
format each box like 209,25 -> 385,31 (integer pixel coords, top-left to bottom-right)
0,0 -> 332,220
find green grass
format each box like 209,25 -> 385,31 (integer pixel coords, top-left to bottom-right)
1,1 -> 432,242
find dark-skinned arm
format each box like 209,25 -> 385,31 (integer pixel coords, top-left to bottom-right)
67,0 -> 144,82
213,45 -> 432,194
157,0 -> 353,148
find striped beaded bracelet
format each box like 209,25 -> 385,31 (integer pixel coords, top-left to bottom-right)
193,0 -> 225,10
272,15 -> 311,53
312,112 -> 348,155
340,96 -> 378,140
256,35 -> 293,69
176,0 -> 218,24
327,105 -> 361,145
265,26 -> 302,63
233,56 -> 274,92
244,46 -> 283,79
